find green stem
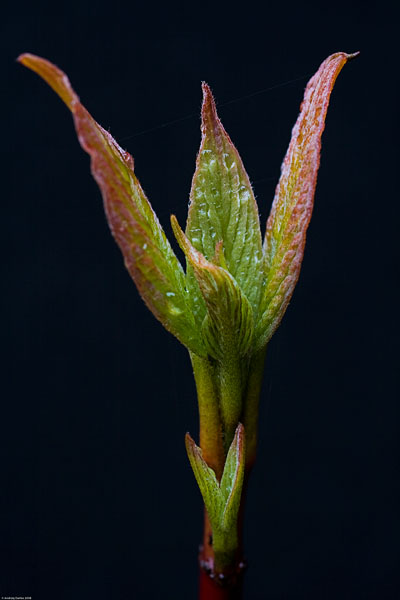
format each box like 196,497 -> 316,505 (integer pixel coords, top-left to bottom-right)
242,346 -> 267,468
218,356 -> 243,452
190,352 -> 225,480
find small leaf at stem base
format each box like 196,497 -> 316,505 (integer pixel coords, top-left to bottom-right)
186,423 -> 245,571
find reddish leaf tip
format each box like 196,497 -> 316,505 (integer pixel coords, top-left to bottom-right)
201,81 -> 212,95
234,422 -> 245,447
201,82 -> 218,122
16,52 -> 33,64
346,51 -> 361,60
17,52 -> 77,111
170,214 -> 182,243
185,432 -> 197,453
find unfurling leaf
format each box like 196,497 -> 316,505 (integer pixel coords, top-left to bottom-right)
185,83 -> 263,328
171,216 -> 254,361
219,422 -> 246,532
18,53 -> 205,356
254,52 -> 358,350
185,423 -> 245,564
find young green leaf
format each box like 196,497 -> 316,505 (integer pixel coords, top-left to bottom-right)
219,422 -> 246,533
171,216 -> 254,362
185,432 -> 221,524
254,52 -> 358,350
185,423 -> 245,565
18,53 -> 205,356
185,83 -> 263,326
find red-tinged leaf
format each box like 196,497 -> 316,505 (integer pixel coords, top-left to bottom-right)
18,53 -> 205,356
255,52 -> 359,349
185,83 -> 263,327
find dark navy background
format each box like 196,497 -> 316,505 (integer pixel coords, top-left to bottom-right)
1,2 -> 399,598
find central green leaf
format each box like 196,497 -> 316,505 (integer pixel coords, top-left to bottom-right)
171,216 -> 254,362
185,83 -> 263,326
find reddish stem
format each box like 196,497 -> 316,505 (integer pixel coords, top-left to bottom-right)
199,567 -> 243,600
198,475 -> 250,600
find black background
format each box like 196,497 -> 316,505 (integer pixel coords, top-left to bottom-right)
2,2 -> 399,599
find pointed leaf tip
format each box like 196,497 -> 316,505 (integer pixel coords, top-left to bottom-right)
17,53 -> 78,110
201,81 -> 212,96
347,51 -> 361,60
201,82 -> 217,122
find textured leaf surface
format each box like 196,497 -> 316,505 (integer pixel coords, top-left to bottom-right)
186,83 -> 263,325
18,53 -> 205,355
219,423 -> 245,531
171,216 -> 253,361
185,423 -> 245,552
185,432 -> 220,524
255,52 -> 358,349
